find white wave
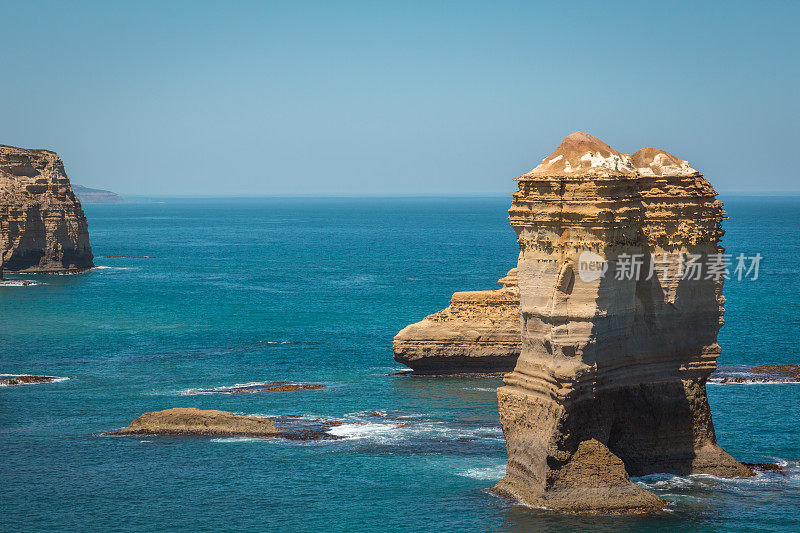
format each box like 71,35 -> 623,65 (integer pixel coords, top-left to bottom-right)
457,464 -> 507,481
47,269 -> 91,276
177,381 -> 263,395
177,380 -> 322,395
0,280 -> 43,286
708,380 -> 800,385
327,422 -> 399,443
375,366 -> 412,375
636,460 -> 800,492
466,387 -> 497,392
326,413 -> 504,444
636,474 -> 695,490
246,412 -> 328,422
209,437 -> 272,443
328,275 -> 377,287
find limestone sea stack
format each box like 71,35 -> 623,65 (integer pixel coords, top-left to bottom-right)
393,269 -> 521,373
111,408 -> 282,437
493,132 -> 751,513
0,145 -> 93,274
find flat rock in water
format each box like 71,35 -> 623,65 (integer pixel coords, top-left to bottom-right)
749,364 -> 800,381
110,408 -> 281,437
197,382 -> 325,393
0,375 -> 62,386
712,364 -> 800,383
743,462 -> 785,473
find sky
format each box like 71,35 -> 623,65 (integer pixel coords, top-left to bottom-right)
1,0 -> 798,196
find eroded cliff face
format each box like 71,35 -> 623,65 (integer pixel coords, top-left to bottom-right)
0,145 -> 93,273
393,269 -> 522,373
493,132 -> 750,513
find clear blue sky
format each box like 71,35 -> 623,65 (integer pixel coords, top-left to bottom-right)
2,0 -> 798,196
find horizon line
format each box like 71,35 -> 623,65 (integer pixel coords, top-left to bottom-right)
86,191 -> 800,200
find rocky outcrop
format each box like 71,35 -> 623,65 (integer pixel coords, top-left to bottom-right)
393,269 -> 521,373
195,382 -> 326,393
711,364 -> 800,383
0,145 -> 93,274
72,184 -> 122,204
0,375 -> 66,386
110,408 -> 282,437
493,132 -> 750,513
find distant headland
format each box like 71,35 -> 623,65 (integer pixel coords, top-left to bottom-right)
72,184 -> 123,203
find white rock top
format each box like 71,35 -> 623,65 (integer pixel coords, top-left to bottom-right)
522,132 -> 700,178
631,147 -> 699,177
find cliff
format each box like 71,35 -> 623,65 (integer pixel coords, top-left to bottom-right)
0,145 -> 93,273
492,132 -> 750,513
72,184 -> 123,204
393,269 -> 521,373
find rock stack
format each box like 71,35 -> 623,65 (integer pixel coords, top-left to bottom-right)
393,268 -> 522,373
0,145 -> 93,273
493,132 -> 750,513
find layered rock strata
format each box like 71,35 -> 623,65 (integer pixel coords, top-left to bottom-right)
493,132 -> 750,513
393,269 -> 522,373
0,145 -> 93,274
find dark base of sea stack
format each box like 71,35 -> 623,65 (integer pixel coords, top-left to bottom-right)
493,439 -> 666,514
392,352 -> 519,374
492,378 -> 751,513
3,252 -> 93,273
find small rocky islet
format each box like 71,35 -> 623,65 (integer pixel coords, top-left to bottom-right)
712,364 -> 800,383
0,375 -> 65,386
195,382 -> 326,394
107,408 -> 349,441
109,408 -> 283,437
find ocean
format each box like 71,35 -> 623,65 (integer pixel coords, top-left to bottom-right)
1,196 -> 798,532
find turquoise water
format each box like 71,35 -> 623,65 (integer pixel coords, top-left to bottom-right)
1,197 -> 798,532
